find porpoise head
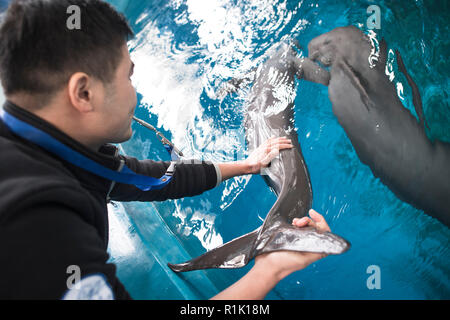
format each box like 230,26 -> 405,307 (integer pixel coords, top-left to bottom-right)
308,26 -> 373,70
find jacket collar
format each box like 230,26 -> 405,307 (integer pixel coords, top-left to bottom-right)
2,100 -> 122,171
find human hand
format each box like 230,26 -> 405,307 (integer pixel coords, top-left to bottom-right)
211,210 -> 330,300
244,136 -> 293,174
254,209 -> 331,281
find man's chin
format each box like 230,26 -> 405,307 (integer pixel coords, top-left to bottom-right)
111,128 -> 133,144
123,128 -> 133,142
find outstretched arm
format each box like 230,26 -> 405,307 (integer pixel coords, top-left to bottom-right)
217,136 -> 294,181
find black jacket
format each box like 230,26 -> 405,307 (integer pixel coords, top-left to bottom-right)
0,101 -> 219,299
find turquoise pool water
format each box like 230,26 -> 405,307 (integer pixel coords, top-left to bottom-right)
106,0 -> 449,299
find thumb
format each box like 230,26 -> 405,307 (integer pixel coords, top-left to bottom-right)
309,209 -> 331,232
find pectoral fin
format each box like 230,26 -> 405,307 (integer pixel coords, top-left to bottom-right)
294,57 -> 330,86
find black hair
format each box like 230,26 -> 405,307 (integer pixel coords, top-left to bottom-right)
0,0 -> 133,103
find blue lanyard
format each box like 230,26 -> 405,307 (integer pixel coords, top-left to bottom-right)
0,110 -> 175,191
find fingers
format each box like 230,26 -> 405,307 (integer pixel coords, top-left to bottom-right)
292,209 -> 331,233
260,137 -> 294,167
291,216 -> 310,227
266,136 -> 293,147
261,148 -> 279,166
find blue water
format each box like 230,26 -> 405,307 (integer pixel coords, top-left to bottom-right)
105,0 -> 449,299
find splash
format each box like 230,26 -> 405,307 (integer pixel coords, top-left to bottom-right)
367,29 -> 380,69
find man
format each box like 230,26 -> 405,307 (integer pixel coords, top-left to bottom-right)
0,0 -> 330,300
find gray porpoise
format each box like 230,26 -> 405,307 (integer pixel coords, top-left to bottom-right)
168,42 -> 350,272
308,26 -> 450,227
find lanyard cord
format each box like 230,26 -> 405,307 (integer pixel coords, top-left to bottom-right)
0,110 -> 175,191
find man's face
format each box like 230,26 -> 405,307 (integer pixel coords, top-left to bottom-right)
98,44 -> 137,144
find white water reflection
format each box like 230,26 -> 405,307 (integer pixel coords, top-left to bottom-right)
107,203 -> 136,257
173,199 -> 224,250
127,0 -> 309,250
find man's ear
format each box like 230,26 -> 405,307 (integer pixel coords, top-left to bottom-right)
67,72 -> 96,113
